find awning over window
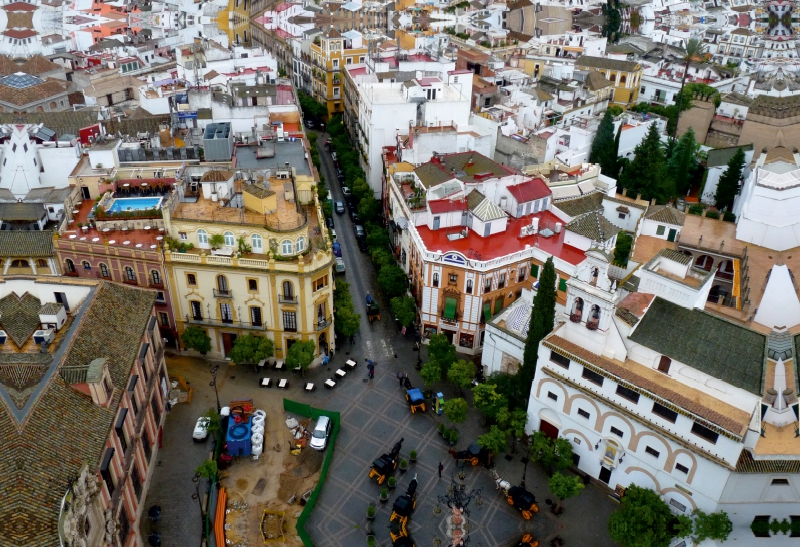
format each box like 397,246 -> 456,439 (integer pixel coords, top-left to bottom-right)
444,297 -> 457,320
483,303 -> 492,321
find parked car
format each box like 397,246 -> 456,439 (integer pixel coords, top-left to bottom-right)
331,152 -> 337,162
326,216 -> 334,230
342,187 -> 351,197
324,139 -> 331,150
335,257 -> 346,274
330,229 -> 337,241
309,416 -> 331,450
334,200 -> 345,214
353,224 -> 365,238
193,416 -> 210,441
337,169 -> 345,182
350,210 -> 360,223
304,119 -> 315,129
357,237 -> 368,252
332,242 -> 342,257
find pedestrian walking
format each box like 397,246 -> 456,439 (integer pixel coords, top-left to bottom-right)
397,371 -> 405,386
366,359 -> 375,379
438,462 -> 444,479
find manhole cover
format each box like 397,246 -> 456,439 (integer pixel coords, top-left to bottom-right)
252,478 -> 267,495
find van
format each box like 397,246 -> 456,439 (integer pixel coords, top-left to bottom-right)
309,416 -> 331,450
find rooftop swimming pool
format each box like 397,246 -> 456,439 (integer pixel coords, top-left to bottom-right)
106,197 -> 163,213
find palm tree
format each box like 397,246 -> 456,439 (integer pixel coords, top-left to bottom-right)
672,37 -> 707,140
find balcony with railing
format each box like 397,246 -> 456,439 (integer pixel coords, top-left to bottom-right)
185,314 -> 266,331
315,316 -> 332,331
213,288 -> 232,298
278,294 -> 298,304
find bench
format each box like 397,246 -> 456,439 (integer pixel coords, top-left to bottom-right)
305,383 -> 315,392
260,378 -> 271,388
345,359 -> 357,369
325,379 -> 336,389
335,369 -> 346,379
278,379 -> 288,389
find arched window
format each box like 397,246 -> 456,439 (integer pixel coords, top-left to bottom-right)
281,240 -> 293,255
65,259 -> 75,273
82,261 -> 91,270
197,229 -> 208,247
224,231 -> 235,247
11,259 -> 28,268
295,237 -> 305,253
125,266 -> 136,281
466,279 -> 473,294
36,259 -> 47,268
571,297 -> 584,322
151,270 -> 161,285
100,263 -> 110,278
282,281 -> 294,299
432,272 -> 439,287
251,234 -> 262,252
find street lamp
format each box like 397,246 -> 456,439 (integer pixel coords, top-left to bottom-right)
209,365 -> 221,413
191,472 -> 206,539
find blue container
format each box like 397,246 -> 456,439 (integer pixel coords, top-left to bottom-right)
435,392 -> 444,415
226,415 -> 252,457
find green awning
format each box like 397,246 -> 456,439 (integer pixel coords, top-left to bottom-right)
444,297 -> 457,320
494,297 -> 504,314
483,303 -> 492,321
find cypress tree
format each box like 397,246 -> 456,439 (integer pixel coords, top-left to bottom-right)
665,128 -> 697,196
714,147 -> 746,210
520,257 -> 557,405
590,110 -> 617,178
620,122 -> 666,202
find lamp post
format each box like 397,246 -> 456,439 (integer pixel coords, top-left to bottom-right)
209,365 -> 221,413
191,472 -> 206,539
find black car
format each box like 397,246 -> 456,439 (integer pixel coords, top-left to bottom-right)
304,119 -> 315,129
350,209 -> 360,223
334,201 -> 345,214
326,216 -> 334,229
357,237 -> 368,252
337,169 -> 345,181
353,224 -> 365,238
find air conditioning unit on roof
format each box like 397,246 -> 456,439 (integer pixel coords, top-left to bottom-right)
33,329 -> 54,345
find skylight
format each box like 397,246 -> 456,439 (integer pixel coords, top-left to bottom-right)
0,72 -> 43,88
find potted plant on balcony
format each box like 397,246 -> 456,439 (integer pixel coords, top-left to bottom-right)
209,234 -> 225,250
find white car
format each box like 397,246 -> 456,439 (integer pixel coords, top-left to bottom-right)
193,417 -> 210,441
309,416 -> 331,451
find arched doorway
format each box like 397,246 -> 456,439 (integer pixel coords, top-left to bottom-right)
570,297 -> 584,322
319,332 -> 328,357
716,259 -> 734,280
695,255 -> 714,272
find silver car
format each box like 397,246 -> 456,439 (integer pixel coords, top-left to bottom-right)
309,416 -> 331,450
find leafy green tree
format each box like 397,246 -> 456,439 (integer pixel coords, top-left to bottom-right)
228,334 -> 274,365
548,472 -> 585,512
358,197 -> 380,223
390,296 -> 416,328
608,485 -> 674,547
590,110 -> 618,179
195,459 -> 218,480
472,383 -> 508,421
334,306 -> 361,339
209,233 -> 225,249
529,431 -> 573,476
477,425 -> 508,454
487,371 -> 525,410
497,407 -> 528,447
443,397 -> 468,427
665,128 -> 697,196
620,122 -> 667,202
692,509 -> 732,543
286,340 -> 316,377
182,326 -> 211,357
420,360 -> 441,387
201,408 -> 222,435
672,37 -> 708,140
607,105 -> 623,116
428,333 -> 456,380
366,225 -> 390,251
520,257 -> 557,406
350,177 -> 372,203
613,232 -> 633,266
447,359 -> 476,394
370,247 -> 395,271
377,265 -> 408,299
714,147 -> 746,210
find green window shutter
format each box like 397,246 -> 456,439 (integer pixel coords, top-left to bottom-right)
531,264 -> 539,278
494,296 -> 504,314
558,278 -> 567,292
483,303 -> 492,321
444,297 -> 457,320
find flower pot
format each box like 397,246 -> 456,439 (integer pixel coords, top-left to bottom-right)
179,249 -> 187,253
379,495 -> 388,504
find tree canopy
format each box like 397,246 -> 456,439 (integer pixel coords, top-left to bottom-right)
590,110 -> 619,179
447,359 -> 476,392
334,280 -> 361,338
286,340 -> 316,376
487,371 -> 525,410
390,296 -> 417,328
530,431 -> 573,476
377,265 -> 408,299
420,360 -> 442,387
228,335 -> 274,365
665,128 -> 697,196
443,397 -> 468,426
472,383 -> 509,421
182,326 -> 211,356
521,257 -> 557,405
714,147 -> 746,210
608,485 -> 675,547
477,425 -> 508,454
548,472 -> 585,511
619,122 -> 667,202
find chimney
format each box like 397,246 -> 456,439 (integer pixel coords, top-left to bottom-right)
61,357 -> 114,407
651,198 -> 657,205
636,193 -> 642,201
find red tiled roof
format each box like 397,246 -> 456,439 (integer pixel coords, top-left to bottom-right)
428,198 -> 467,214
416,209 -> 586,264
3,29 -> 36,39
4,1 -> 36,10
348,66 -> 368,76
507,177 -> 551,203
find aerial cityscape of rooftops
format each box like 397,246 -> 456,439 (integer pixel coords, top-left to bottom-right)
2,0 -> 800,546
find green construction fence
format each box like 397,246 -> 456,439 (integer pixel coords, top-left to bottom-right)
283,398 -> 341,547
